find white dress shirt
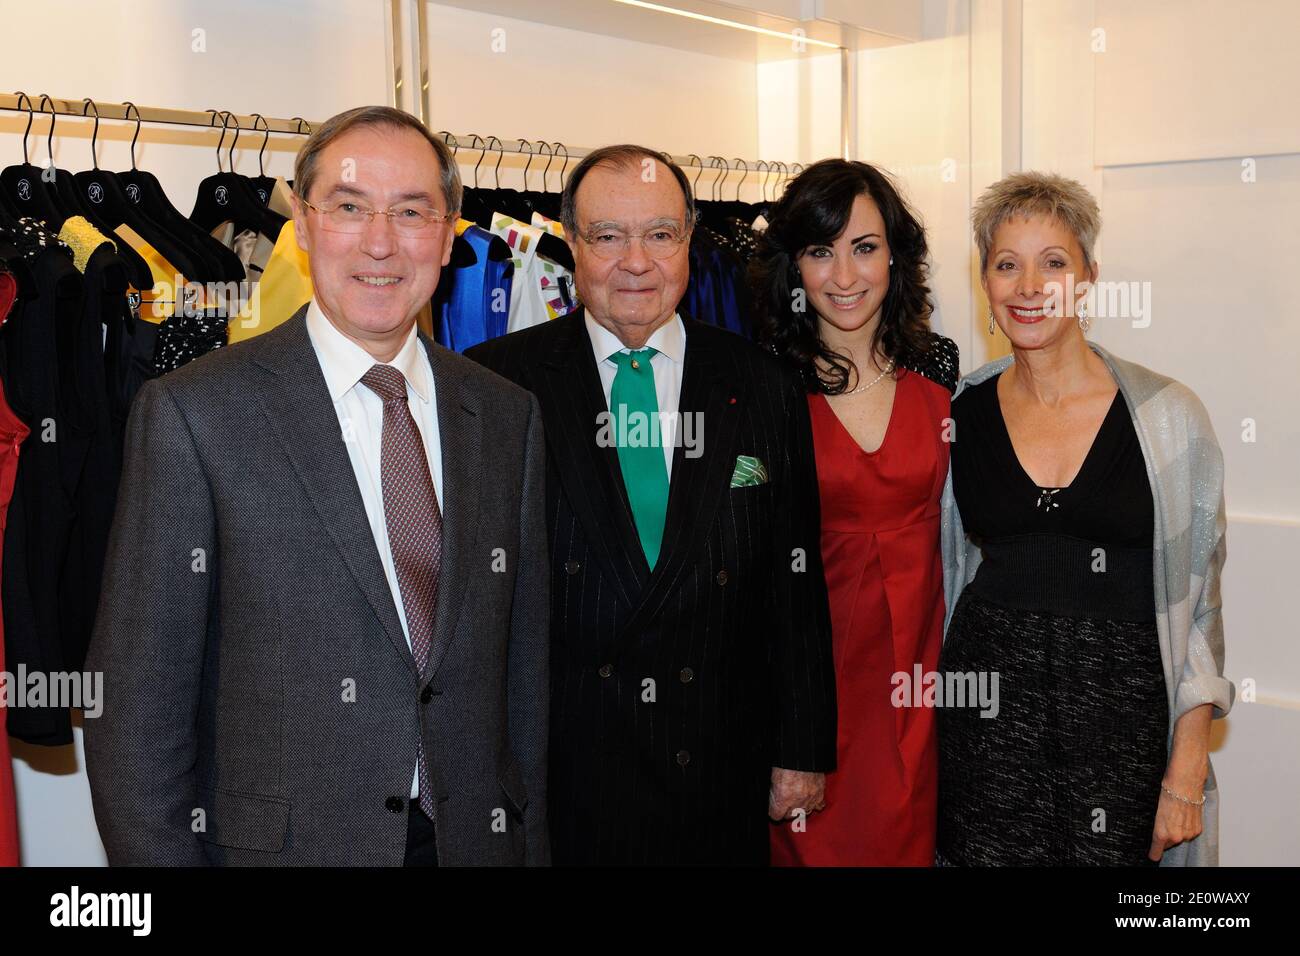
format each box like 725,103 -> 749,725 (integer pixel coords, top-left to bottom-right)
306,299 -> 443,800
584,312 -> 686,479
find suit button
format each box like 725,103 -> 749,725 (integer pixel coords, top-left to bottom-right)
565,560 -> 581,575
598,664 -> 613,678
676,749 -> 691,767
679,667 -> 694,684
716,569 -> 728,586
420,686 -> 434,704
385,796 -> 405,814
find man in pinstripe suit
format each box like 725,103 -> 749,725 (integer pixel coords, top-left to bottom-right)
467,145 -> 835,864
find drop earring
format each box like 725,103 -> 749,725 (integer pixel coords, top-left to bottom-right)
1077,301 -> 1090,333
987,309 -> 996,335
889,256 -> 894,265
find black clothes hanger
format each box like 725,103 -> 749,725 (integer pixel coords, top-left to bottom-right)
72,98 -> 211,284
530,141 -> 561,222
692,156 -> 729,230
115,103 -> 245,283
477,136 -> 515,225
1,92 -> 72,227
30,95 -> 97,227
238,114 -> 278,204
457,134 -> 492,229
285,117 -> 310,190
189,110 -> 285,241
505,138 -> 572,267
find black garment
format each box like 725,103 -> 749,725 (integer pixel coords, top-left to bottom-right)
0,240 -> 82,745
938,372 -> 1166,866
104,289 -> 159,446
900,332 -> 960,395
152,307 -> 228,375
58,244 -> 129,671
404,804 -> 440,867
466,309 -> 836,865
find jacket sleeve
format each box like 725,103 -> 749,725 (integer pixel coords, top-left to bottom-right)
1173,387 -> 1234,721
83,379 -> 212,866
769,375 -> 837,772
508,392 -> 551,864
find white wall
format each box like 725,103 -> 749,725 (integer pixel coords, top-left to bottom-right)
854,0 -> 971,350
423,2 -> 763,194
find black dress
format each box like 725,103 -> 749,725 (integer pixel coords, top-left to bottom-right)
938,372 -> 1168,866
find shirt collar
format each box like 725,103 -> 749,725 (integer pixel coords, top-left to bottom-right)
584,311 -> 686,366
306,299 -> 432,405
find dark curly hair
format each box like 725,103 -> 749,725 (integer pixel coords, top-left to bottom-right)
750,159 -> 935,395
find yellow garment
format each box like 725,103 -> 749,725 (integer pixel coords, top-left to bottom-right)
227,219 -> 313,343
57,216 -> 114,273
116,223 -> 186,322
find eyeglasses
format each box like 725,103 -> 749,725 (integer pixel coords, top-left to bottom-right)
299,196 -> 453,234
578,226 -> 689,260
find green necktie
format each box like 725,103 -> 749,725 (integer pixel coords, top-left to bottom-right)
608,348 -> 669,568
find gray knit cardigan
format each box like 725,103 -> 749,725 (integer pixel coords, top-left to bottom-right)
939,342 -> 1233,866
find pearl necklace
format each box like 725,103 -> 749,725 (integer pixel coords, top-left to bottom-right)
844,359 -> 896,395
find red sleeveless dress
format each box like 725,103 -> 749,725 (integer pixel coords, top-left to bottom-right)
0,271 -> 28,866
771,368 -> 949,866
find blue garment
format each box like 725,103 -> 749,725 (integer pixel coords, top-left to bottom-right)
685,234 -> 750,338
433,224 -> 513,352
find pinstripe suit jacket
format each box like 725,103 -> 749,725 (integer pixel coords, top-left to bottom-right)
84,306 -> 550,866
466,309 -> 835,864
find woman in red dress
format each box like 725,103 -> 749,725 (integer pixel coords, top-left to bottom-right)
752,160 -> 957,865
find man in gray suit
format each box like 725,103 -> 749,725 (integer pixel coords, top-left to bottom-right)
84,106 -> 549,866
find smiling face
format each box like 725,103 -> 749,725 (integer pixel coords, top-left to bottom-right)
983,213 -> 1098,352
567,159 -> 691,349
796,192 -> 891,343
293,124 -> 455,360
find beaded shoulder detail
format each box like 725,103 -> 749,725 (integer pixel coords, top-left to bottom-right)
900,332 -> 959,394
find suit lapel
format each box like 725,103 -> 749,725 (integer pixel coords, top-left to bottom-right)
423,337 -> 481,678
628,317 -> 745,627
538,311 -> 648,608
251,307 -> 417,677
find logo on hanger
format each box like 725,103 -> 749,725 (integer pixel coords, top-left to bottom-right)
16,179 -> 30,201
87,183 -> 104,204
258,189 -> 268,203
215,185 -> 229,206
126,183 -> 141,203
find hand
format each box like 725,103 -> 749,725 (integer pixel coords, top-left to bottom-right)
1148,777 -> 1205,863
768,767 -> 826,821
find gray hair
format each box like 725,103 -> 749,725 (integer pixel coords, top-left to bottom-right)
293,105 -> 462,216
560,144 -> 696,237
972,171 -> 1100,273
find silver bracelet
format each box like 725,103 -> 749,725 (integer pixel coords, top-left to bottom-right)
1161,784 -> 1206,807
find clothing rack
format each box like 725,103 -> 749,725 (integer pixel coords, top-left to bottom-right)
0,92 -> 802,183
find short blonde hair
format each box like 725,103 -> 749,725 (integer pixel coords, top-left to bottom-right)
972,171 -> 1100,273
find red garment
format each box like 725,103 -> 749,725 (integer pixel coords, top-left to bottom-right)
771,369 -> 949,866
0,270 -> 26,867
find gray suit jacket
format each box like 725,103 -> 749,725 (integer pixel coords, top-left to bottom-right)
84,305 -> 550,866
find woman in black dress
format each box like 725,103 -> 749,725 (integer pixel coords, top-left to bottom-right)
937,172 -> 1221,866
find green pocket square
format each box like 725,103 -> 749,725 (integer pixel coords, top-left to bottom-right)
730,455 -> 769,488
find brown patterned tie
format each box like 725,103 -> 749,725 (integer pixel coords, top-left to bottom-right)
360,363 -> 442,820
